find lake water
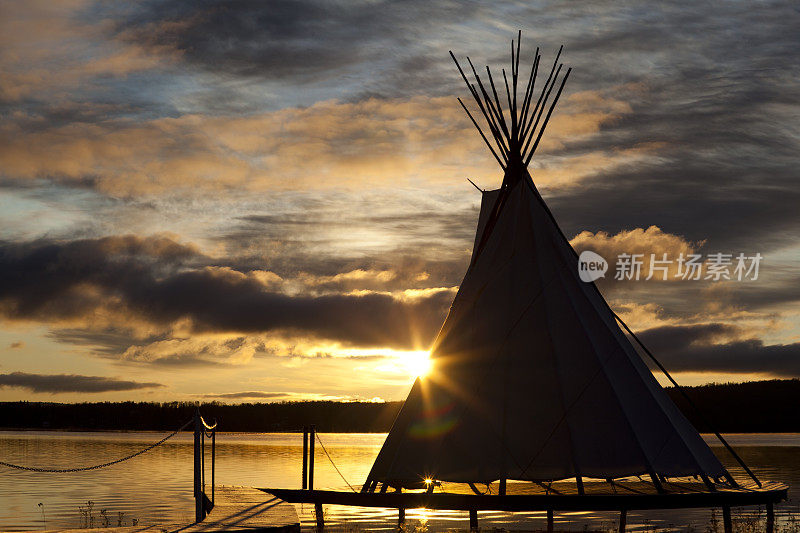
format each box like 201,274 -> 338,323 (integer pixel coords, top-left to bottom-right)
1,431 -> 799,532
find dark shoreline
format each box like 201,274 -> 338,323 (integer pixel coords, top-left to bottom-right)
2,379 -> 799,433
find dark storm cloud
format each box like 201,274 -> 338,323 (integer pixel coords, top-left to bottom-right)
529,0 -> 800,251
47,329 -> 169,357
0,236 -> 451,351
637,323 -> 744,355
668,340 -> 800,377
203,391 -> 288,400
123,269 -> 450,347
0,235 -> 201,322
227,205 -> 478,288
637,323 -> 800,377
0,372 -> 163,393
546,160 -> 800,253
119,0 -> 472,85
724,276 -> 800,311
238,208 -> 476,243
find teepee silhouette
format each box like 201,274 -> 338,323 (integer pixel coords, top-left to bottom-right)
267,34 -> 786,533
363,33 -> 755,495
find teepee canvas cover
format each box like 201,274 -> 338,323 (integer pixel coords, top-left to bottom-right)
364,37 -> 728,490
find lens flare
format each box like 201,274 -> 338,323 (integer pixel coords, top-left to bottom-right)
400,350 -> 432,378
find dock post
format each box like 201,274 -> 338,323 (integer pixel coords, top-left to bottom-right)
309,425 -> 316,491
314,502 -> 324,531
302,426 -> 309,490
397,486 -> 404,528
547,509 -> 553,532
499,478 -> 507,496
211,429 -> 215,507
469,509 -> 478,531
619,509 -> 627,532
766,503 -> 775,533
722,506 -> 732,533
193,409 -> 203,523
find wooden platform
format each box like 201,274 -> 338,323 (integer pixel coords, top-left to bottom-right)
184,486 -> 299,532
265,479 -> 788,512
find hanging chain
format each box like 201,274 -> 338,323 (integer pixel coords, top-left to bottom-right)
0,419 -> 192,473
315,432 -> 356,493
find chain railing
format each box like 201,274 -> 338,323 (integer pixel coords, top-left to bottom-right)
0,408 -> 218,525
0,419 -> 193,472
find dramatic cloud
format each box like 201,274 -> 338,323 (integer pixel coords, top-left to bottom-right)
0,235 -> 453,360
0,1 -> 175,104
637,323 -> 800,378
0,91 -> 630,196
571,225 -> 700,281
0,372 -> 163,393
534,3 -> 800,252
118,0 -> 473,88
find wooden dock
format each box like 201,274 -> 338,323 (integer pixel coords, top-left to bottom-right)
267,479 -> 788,511
267,479 -> 788,532
182,486 -> 299,532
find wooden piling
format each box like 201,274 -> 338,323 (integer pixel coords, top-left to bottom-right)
499,478 -> 507,496
315,501 -> 324,531
619,509 -> 627,532
193,410 -> 203,523
546,509 -> 553,532
397,486 -> 405,528
211,430 -> 215,506
302,426 -> 308,490
767,502 -> 775,533
722,506 -> 732,533
469,509 -> 478,531
309,425 -> 316,491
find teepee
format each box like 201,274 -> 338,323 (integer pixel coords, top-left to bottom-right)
363,34 -> 739,494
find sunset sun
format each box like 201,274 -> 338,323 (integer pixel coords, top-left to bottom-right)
400,350 -> 432,378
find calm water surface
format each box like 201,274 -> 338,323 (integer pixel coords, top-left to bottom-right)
0,431 -> 798,531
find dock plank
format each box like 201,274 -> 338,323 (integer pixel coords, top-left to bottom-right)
181,486 -> 299,533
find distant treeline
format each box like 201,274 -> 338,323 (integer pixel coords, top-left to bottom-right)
666,379 -> 800,433
1,379 -> 798,433
0,400 -> 403,432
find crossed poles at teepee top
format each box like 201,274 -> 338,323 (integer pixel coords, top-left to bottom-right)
450,30 -> 571,175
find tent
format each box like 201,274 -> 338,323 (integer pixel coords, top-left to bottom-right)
363,33 -> 743,495
267,35 -> 785,533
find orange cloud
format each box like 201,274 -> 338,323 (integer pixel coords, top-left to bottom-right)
0,1 -> 175,102
570,225 -> 702,280
2,90 -> 635,196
